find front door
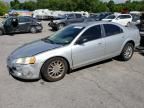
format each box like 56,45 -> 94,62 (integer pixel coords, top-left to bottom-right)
4,18 -> 13,33
71,25 -> 105,68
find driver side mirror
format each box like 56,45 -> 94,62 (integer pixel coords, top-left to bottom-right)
75,38 -> 88,45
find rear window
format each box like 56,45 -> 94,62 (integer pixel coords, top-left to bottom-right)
19,17 -> 31,23
104,24 -> 123,36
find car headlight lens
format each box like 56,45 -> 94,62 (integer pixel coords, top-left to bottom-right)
16,57 -> 36,64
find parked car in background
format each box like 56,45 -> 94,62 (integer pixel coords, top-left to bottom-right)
48,13 -> 85,30
7,22 -> 140,82
0,16 -> 43,35
102,14 -> 132,26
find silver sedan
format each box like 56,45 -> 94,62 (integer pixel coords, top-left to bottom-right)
7,22 -> 140,82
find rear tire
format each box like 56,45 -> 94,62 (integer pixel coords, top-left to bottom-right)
30,27 -> 37,33
118,43 -> 134,61
41,57 -> 68,82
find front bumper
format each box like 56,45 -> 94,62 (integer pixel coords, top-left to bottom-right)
7,60 -> 42,80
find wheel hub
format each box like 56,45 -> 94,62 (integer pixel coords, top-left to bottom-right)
124,46 -> 133,58
53,65 -> 61,73
48,60 -> 65,78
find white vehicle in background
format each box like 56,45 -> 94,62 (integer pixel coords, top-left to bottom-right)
102,14 -> 132,26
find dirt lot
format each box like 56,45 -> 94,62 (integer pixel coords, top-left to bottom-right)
0,21 -> 144,108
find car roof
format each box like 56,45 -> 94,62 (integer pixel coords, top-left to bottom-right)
71,21 -> 123,28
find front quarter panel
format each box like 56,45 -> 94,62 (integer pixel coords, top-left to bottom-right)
35,45 -> 72,69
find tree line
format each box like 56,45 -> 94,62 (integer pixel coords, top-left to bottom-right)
0,0 -> 144,16
0,1 -> 9,16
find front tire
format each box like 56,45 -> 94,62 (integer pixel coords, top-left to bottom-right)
119,43 -> 134,61
41,57 -> 68,82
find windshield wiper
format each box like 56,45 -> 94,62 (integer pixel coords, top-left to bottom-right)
42,38 -> 56,44
42,38 -> 68,45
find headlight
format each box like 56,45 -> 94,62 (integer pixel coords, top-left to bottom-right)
16,57 -> 36,64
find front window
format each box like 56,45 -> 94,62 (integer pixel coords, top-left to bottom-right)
67,14 -> 75,19
78,25 -> 102,43
42,25 -> 85,45
104,24 -> 123,36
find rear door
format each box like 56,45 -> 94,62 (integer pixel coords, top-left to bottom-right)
72,25 -> 105,68
103,24 -> 125,57
18,17 -> 32,32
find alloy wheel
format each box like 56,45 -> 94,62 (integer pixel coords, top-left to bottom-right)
47,60 -> 65,79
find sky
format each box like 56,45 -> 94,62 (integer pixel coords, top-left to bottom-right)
3,0 -> 142,3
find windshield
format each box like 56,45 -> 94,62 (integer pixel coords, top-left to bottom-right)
105,15 -> 116,19
42,25 -> 85,45
59,14 -> 67,18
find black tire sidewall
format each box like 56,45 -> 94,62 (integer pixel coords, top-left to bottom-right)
41,57 -> 68,82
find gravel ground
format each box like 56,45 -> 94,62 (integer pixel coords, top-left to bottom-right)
0,21 -> 144,108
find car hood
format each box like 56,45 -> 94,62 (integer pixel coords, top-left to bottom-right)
10,39 -> 63,59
